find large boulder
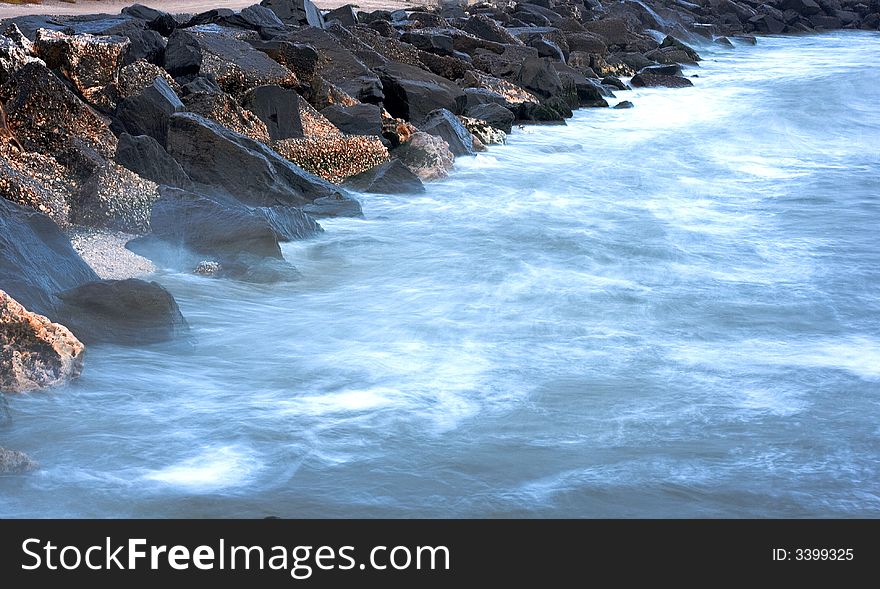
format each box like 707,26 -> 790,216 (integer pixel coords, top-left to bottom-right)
324,5 -> 359,27
273,134 -> 389,184
377,62 -> 467,125
241,84 -> 305,140
0,289 -> 85,394
0,196 -> 99,317
0,145 -> 72,226
515,57 -> 564,98
0,27 -> 44,87
165,112 -> 352,209
319,103 -> 383,137
781,0 -> 823,15
461,14 -> 524,45
260,0 -> 325,28
56,279 -> 188,345
465,102 -> 515,133
583,18 -> 656,52
121,4 -> 178,37
394,131 -> 455,181
1,62 -> 117,182
116,60 -> 179,99
115,76 -> 184,147
630,72 -> 694,88
114,133 -> 194,189
164,29 -> 297,97
222,4 -> 287,37
419,108 -> 476,157
345,158 -> 425,194
33,29 -> 130,110
182,90 -> 271,143
72,162 -> 159,234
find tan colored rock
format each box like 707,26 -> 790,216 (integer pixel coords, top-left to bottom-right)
459,115 -> 506,146
73,162 -> 159,234
117,60 -> 180,100
274,134 -> 389,184
0,447 -> 37,474
183,91 -> 270,143
460,70 -> 540,106
0,142 -> 74,225
34,28 -> 130,110
0,289 -> 85,394
394,131 -> 455,181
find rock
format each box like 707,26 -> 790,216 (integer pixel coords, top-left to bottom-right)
121,4 -> 177,36
630,72 -> 694,88
2,62 -> 117,181
0,27 -> 44,87
781,0 -> 823,15
260,0 -> 325,28
394,131 -> 455,181
241,84 -> 305,140
714,36 -> 735,47
459,115 -> 506,145
639,63 -> 683,77
273,135 -> 389,183
0,191 -> 99,317
320,103 -> 382,137
345,158 -> 425,194
583,18 -> 656,52
0,145 -> 73,225
377,62 -> 467,125
0,447 -> 37,474
222,4 -> 287,37
164,29 -> 297,98
183,90 -> 271,143
280,27 -> 383,103
748,14 -> 786,33
419,108 -> 476,157
461,14 -> 524,45
115,133 -> 193,189
72,162 -> 159,234
614,100 -> 634,109
564,32 -> 608,55
34,29 -> 130,110
401,30 -> 455,56
552,62 -> 610,107
0,289 -> 85,394
55,278 -> 188,345
516,101 -> 566,123
106,20 -> 166,66
602,75 -> 628,91
165,112 -> 349,208
116,76 -> 184,147
460,70 -> 540,107
658,35 -> 701,62
116,60 -> 179,100
608,52 -> 653,73
381,116 -> 418,147
182,9 -> 236,28
181,75 -> 223,96
529,37 -> 565,61
325,5 -> 359,27
515,57 -> 564,98
465,102 -> 515,133
0,393 -> 10,428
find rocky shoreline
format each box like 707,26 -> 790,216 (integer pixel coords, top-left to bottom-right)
1,0 -> 877,472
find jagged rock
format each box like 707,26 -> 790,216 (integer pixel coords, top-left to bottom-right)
459,115 -> 506,145
552,62 -> 610,107
614,100 -> 635,109
381,116 -> 418,147
461,14 -> 524,45
280,27 -> 383,103
325,5 -> 359,27
0,145 -> 73,225
0,448 -> 37,474
116,60 -> 179,99
0,27 -> 44,87
564,32 -> 607,55
122,4 -> 177,36
514,57 -> 564,98
401,30 -> 455,56
320,103 -> 382,137
645,36 -> 701,65
274,134 -> 389,183
460,70 -> 540,107
33,29 -> 129,110
465,102 -> 515,133
583,18 -> 656,52
420,108 -> 476,157
182,9 -> 235,28
222,4 -> 287,37
0,197 -> 99,317
0,289 -> 84,394
2,62 -> 117,181
115,133 -> 193,189
377,62 -> 467,124
116,76 -> 184,147
394,131 -> 455,181
165,112 -> 350,208
183,90 -> 270,143
630,72 -> 694,88
104,20 -> 166,66
602,75 -> 629,91
73,162 -> 159,234
241,84 -> 304,140
181,75 -> 223,96
260,0 -> 325,28
781,0 -> 823,15
164,29 -> 297,98
640,63 -> 683,77
345,158 -> 425,194
56,278 -> 188,345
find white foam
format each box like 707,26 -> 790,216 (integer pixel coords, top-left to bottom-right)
143,446 -> 257,491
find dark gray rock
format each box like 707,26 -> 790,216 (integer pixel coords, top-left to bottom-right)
613,100 -> 634,109
0,198 -> 99,317
183,9 -> 236,28
400,31 -> 455,56
320,103 -> 383,136
602,75 -> 628,91
56,279 -> 188,345
260,0 -> 325,28
181,75 -> 223,96
630,72 -> 694,88
465,102 -> 515,133
464,87 -> 510,109
377,62 -> 467,125
781,0 -> 823,15
346,159 -> 425,194
241,85 -> 304,140
115,133 -> 194,189
639,63 -> 683,77
529,37 -> 565,61
460,14 -> 524,45
115,77 -> 184,147
420,108 -> 476,157
552,62 -> 610,107
223,4 -> 287,36
324,5 -> 359,27
302,195 -> 363,218
515,57 -> 564,98
122,4 -> 177,36
165,112 -> 354,210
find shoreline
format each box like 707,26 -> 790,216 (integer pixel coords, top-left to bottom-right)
1,0 -> 879,468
